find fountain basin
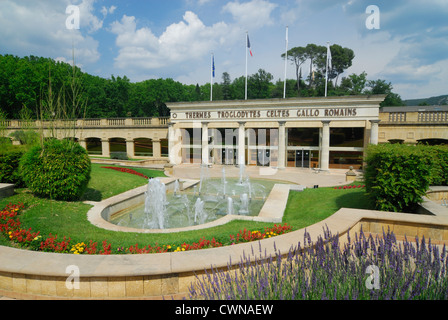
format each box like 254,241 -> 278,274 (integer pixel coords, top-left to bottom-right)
87,178 -> 294,234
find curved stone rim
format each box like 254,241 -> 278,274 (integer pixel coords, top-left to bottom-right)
87,178 -> 294,234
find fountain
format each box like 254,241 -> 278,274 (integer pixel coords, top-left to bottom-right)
109,167 -> 278,230
173,179 -> 180,197
239,193 -> 249,215
194,198 -> 206,225
238,163 -> 246,185
227,197 -> 234,215
144,179 -> 167,229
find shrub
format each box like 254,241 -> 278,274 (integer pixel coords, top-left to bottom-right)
364,144 -> 432,212
20,139 -> 91,201
426,145 -> 448,186
190,227 -> 448,300
0,145 -> 29,187
110,152 -> 128,160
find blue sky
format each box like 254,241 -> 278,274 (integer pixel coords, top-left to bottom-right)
0,0 -> 447,100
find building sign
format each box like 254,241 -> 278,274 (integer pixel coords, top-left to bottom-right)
173,107 -> 365,122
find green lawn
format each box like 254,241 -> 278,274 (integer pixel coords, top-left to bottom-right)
81,164 -> 166,201
284,185 -> 374,230
0,164 -> 374,252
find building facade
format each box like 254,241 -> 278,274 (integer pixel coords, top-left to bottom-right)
167,95 -> 386,170
379,106 -> 448,145
4,96 -> 448,169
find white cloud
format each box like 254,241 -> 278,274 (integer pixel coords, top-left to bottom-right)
110,11 -> 241,72
222,0 -> 278,29
0,0 -> 101,67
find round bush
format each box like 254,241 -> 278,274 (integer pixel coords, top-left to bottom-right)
0,145 -> 29,187
20,139 -> 91,201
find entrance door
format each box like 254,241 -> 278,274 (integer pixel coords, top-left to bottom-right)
257,149 -> 271,167
222,148 -> 235,165
295,150 -> 310,168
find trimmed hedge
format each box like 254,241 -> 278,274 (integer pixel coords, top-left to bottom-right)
0,145 -> 29,187
365,144 -> 437,213
427,145 -> 448,186
20,139 -> 91,201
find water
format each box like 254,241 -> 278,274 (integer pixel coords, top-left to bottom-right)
110,171 -> 281,230
143,179 -> 167,229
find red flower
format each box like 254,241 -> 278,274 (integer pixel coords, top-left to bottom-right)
101,167 -> 149,179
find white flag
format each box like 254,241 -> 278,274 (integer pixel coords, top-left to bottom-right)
327,43 -> 332,70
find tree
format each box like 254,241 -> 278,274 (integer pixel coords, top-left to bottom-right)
365,79 -> 405,107
305,44 -> 327,88
339,72 -> 368,95
248,69 -> 274,99
222,72 -> 232,100
327,45 -> 355,87
282,46 -> 307,94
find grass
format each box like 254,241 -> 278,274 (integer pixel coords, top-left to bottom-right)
0,163 -> 374,253
284,184 -> 375,230
81,164 -> 166,201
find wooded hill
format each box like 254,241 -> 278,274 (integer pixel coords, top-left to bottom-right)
0,52 -> 404,120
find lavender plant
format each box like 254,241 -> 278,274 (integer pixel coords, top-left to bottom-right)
189,227 -> 448,300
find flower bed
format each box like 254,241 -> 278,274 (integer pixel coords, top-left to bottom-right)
101,166 -> 149,179
190,227 -> 448,300
334,185 -> 365,190
0,203 -> 292,255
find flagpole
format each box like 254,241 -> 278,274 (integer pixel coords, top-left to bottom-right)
211,53 -> 214,102
283,26 -> 289,99
325,41 -> 329,98
245,32 -> 248,100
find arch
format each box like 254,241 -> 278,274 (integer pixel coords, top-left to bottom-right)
418,139 -> 448,146
86,137 -> 102,155
388,139 -> 404,144
160,139 -> 169,157
134,138 -> 153,157
109,137 -> 127,153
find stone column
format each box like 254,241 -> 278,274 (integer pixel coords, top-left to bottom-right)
320,121 -> 331,171
238,122 -> 246,166
126,139 -> 135,158
278,121 -> 286,170
101,139 -> 110,158
202,122 -> 209,165
153,139 -> 161,158
78,139 -> 87,151
168,123 -> 175,164
370,120 -> 381,145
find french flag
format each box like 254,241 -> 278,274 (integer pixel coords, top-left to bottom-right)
247,34 -> 253,57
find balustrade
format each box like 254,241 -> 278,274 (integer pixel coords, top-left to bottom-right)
2,117 -> 170,129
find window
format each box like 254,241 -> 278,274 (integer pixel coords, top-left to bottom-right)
330,128 -> 364,148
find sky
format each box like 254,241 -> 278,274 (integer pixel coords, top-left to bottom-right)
0,0 -> 447,100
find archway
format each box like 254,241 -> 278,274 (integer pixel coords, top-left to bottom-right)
86,138 -> 102,155
134,138 -> 153,157
418,139 -> 448,146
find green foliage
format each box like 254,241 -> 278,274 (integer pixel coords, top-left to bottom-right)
110,152 -> 128,160
0,52 -> 404,119
8,130 -> 39,146
426,145 -> 448,186
20,139 -> 91,201
0,145 -> 29,187
365,144 -> 436,213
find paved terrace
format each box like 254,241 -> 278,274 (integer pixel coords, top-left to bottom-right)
170,164 -> 351,188
1,166 -> 447,300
